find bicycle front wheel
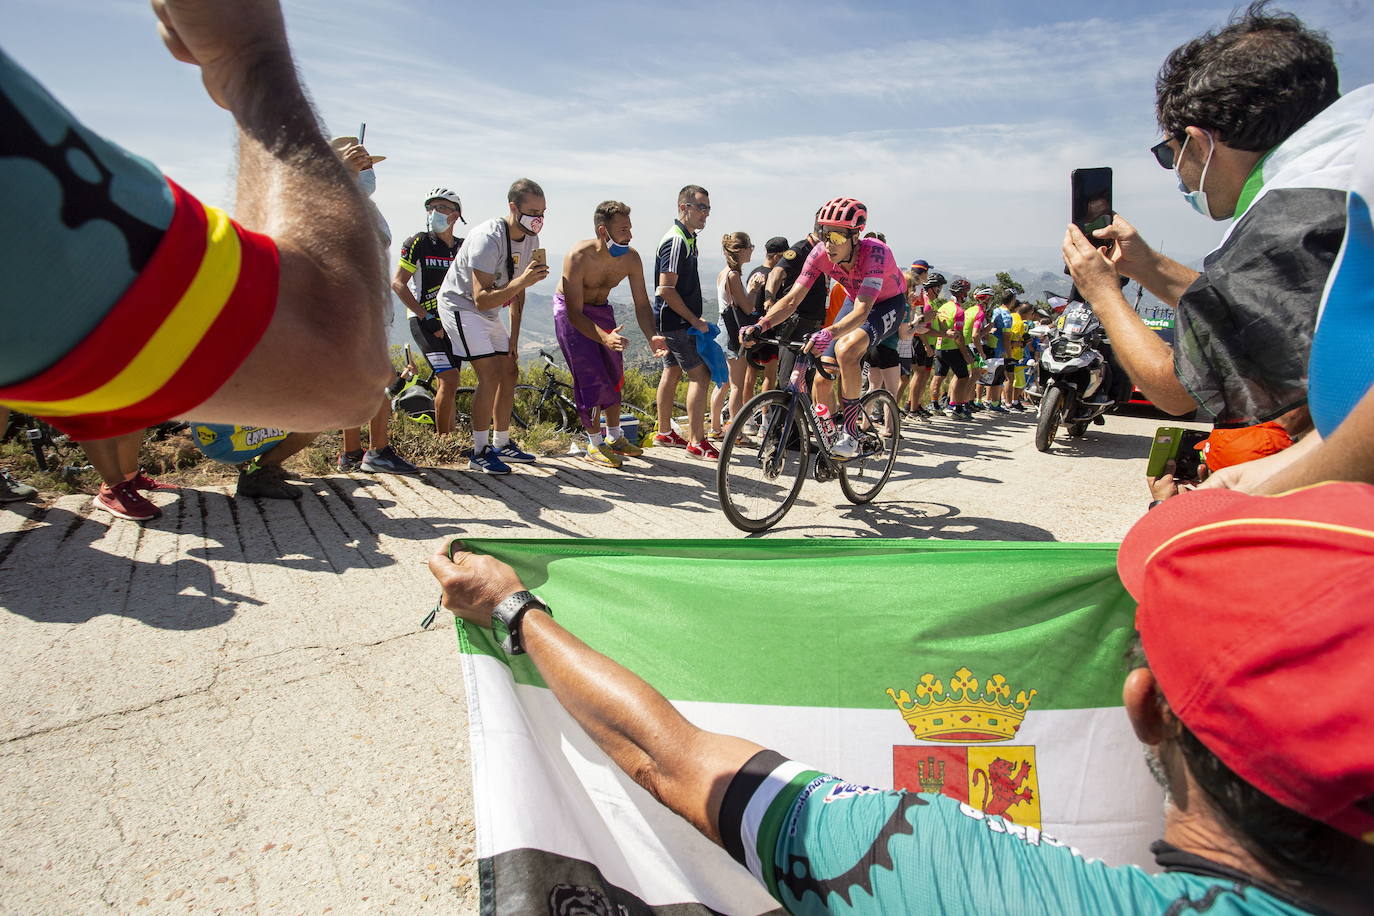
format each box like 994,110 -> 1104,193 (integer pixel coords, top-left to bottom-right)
717,390 -> 809,533
838,389 -> 900,505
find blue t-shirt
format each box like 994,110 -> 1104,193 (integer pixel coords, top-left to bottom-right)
992,306 -> 1015,357
719,750 -> 1315,916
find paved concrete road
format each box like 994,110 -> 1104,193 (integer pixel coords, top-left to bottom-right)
0,409 -> 1200,913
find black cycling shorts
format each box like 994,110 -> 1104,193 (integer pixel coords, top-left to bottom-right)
869,345 -> 900,370
410,313 -> 462,375
934,348 -> 970,379
912,345 -> 934,368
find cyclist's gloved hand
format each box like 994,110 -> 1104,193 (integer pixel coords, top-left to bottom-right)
806,328 -> 834,355
740,323 -> 762,348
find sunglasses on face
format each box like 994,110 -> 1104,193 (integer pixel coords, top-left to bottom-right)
818,229 -> 851,246
427,204 -> 458,214
1150,137 -> 1180,170
682,202 -> 711,213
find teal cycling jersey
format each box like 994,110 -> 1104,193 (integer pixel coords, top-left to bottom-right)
719,750 -> 1317,916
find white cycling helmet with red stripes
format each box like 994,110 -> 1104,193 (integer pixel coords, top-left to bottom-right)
815,197 -> 868,232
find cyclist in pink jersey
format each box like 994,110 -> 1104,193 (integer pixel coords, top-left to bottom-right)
743,197 -> 906,458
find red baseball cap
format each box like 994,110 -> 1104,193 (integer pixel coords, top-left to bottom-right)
1118,482 -> 1374,844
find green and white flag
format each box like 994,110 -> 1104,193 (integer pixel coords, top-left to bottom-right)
458,539 -> 1162,915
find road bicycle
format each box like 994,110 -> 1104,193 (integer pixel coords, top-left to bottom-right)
716,330 -> 901,533
455,350 -> 651,433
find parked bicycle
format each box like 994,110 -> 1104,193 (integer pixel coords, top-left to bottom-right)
454,350 -> 651,434
716,329 -> 901,532
1,412 -> 92,480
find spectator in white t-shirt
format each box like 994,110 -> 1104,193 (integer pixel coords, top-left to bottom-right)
436,178 -> 551,474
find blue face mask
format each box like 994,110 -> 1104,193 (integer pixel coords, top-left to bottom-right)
427,209 -> 450,233
1175,133 -> 1217,219
357,169 -> 377,197
605,232 -> 630,257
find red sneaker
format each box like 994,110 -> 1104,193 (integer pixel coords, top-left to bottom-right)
686,440 -> 720,460
131,471 -> 178,491
93,480 -> 162,521
653,430 -> 689,448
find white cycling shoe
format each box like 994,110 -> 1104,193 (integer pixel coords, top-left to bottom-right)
830,432 -> 860,460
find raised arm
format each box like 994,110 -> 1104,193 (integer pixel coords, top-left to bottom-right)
429,545 -> 763,844
155,0 -> 393,429
1063,224 -> 1199,415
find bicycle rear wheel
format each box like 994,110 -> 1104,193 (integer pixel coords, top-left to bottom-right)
838,389 -> 900,504
513,384 -> 568,430
716,391 -> 809,533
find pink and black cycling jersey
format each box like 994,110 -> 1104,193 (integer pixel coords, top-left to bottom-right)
796,239 -> 906,304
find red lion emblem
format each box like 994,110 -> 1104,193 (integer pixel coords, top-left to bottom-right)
971,757 -> 1034,820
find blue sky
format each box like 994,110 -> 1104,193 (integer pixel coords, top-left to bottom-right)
6,0 -> 1373,283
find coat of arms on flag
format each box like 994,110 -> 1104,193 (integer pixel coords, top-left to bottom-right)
889,666 -> 1042,828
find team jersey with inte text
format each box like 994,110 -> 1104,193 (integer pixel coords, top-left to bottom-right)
398,231 -> 462,314
719,750 -> 1318,916
0,48 -> 279,439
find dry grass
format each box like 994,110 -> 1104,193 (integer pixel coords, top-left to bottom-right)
0,359 -> 684,499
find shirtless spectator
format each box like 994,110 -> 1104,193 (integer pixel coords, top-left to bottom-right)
553,201 -> 664,469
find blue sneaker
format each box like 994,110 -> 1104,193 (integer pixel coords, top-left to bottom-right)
468,445 -> 511,475
361,445 -> 419,474
495,441 -> 536,463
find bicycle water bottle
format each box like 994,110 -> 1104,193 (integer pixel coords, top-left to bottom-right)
814,403 -> 836,442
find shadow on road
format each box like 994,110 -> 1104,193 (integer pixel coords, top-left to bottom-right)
0,502 -> 257,629
760,499 -> 1056,541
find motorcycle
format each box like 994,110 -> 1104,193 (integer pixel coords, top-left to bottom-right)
1025,301 -> 1117,451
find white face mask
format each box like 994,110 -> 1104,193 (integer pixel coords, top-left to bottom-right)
1175,132 -> 1219,220
357,169 -> 377,197
519,213 -> 544,235
427,210 -> 451,233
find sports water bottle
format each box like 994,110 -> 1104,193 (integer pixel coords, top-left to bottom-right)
814,403 -> 836,442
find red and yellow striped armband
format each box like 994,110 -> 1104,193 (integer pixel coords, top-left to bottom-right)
0,178 -> 279,440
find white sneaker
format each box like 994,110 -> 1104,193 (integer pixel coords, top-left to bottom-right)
830,432 -> 859,460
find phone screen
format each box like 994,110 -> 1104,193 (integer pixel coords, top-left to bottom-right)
1145,426 -> 1209,480
1071,167 -> 1113,243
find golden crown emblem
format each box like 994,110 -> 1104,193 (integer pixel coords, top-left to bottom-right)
886,667 -> 1037,743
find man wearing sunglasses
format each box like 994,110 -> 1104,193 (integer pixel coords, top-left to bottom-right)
1062,6 -> 1373,447
651,185 -> 716,459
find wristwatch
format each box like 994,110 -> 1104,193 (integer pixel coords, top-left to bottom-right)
490,590 -> 551,655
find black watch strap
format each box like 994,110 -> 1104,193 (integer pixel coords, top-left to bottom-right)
490,590 -> 550,655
